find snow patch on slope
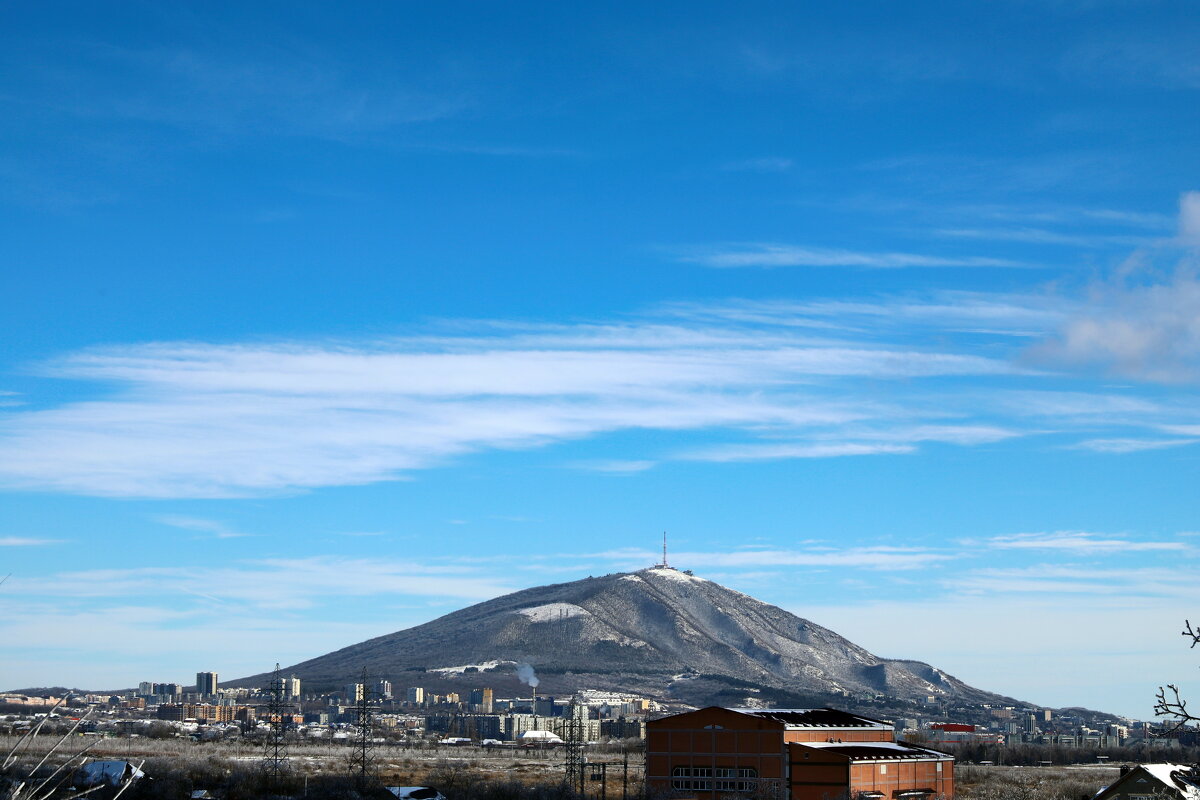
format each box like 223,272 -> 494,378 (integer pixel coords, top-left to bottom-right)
429,659 -> 513,675
517,602 -> 591,622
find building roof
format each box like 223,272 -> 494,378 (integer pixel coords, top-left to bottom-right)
797,741 -> 952,762
1102,764 -> 1200,799
76,761 -> 146,787
728,707 -> 891,729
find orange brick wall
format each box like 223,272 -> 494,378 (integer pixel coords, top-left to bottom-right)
647,708 -> 788,796
789,743 -> 954,800
786,746 -> 850,800
848,758 -> 953,798
648,709 -> 953,800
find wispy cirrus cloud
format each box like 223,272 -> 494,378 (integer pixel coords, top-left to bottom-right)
684,441 -> 914,462
946,564 -> 1195,598
5,557 -> 517,609
0,310 -> 1021,498
0,276 -> 1196,499
663,291 -> 1067,335
677,243 -> 1029,269
934,227 -> 1148,248
1073,437 -> 1199,453
571,459 -> 657,474
586,545 -> 952,571
987,531 -> 1189,553
720,157 -> 795,173
157,515 -> 252,539
0,536 -> 63,547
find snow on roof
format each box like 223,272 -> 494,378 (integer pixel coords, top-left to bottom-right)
517,602 -> 591,622
1129,764 -> 1200,798
730,707 -> 891,729
520,730 -> 563,741
800,741 -> 951,761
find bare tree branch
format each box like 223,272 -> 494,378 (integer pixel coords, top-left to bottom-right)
1184,620 -> 1200,649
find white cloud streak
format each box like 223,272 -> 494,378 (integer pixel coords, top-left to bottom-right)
585,546 -> 952,571
157,515 -> 251,539
1073,437 -> 1199,453
0,281 -> 1196,498
0,312 -> 1023,497
4,557 -> 517,609
988,531 -> 1189,553
679,243 -> 1028,269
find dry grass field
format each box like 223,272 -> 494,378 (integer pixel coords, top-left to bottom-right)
0,733 -> 1144,800
1,734 -> 645,798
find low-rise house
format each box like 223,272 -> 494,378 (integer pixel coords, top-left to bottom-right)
1094,764 -> 1200,800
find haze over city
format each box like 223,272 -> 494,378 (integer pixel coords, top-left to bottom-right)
2,1 -> 1199,722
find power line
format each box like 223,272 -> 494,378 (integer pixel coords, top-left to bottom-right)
563,701 -> 585,795
348,667 -> 376,786
262,663 -> 290,789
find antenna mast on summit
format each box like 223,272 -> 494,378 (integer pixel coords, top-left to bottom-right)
662,531 -> 668,568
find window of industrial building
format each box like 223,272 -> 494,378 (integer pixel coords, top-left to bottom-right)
670,766 -> 758,792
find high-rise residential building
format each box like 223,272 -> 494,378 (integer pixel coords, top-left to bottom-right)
375,680 -> 392,700
406,687 -> 425,706
138,682 -> 154,696
285,676 -> 301,698
153,682 -> 182,697
469,688 -> 494,713
345,683 -> 364,703
196,672 -> 218,695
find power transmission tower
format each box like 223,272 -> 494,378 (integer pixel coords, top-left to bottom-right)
348,668 -> 376,785
262,663 -> 290,789
563,702 -> 586,795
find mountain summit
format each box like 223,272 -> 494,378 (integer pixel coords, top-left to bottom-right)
255,567 -> 1008,708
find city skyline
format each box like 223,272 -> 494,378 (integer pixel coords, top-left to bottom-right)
2,1 -> 1199,720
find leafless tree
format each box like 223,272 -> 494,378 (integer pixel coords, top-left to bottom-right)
1154,620 -> 1200,734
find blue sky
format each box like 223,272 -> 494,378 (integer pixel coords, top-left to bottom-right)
2,1 -> 1199,719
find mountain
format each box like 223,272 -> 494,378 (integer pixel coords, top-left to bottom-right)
242,566 -> 1014,710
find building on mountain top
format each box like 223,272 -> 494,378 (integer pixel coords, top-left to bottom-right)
647,706 -> 954,800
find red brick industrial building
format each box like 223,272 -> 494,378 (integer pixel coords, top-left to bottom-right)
647,707 -> 954,800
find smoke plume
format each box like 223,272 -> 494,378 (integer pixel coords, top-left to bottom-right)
516,662 -> 539,688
